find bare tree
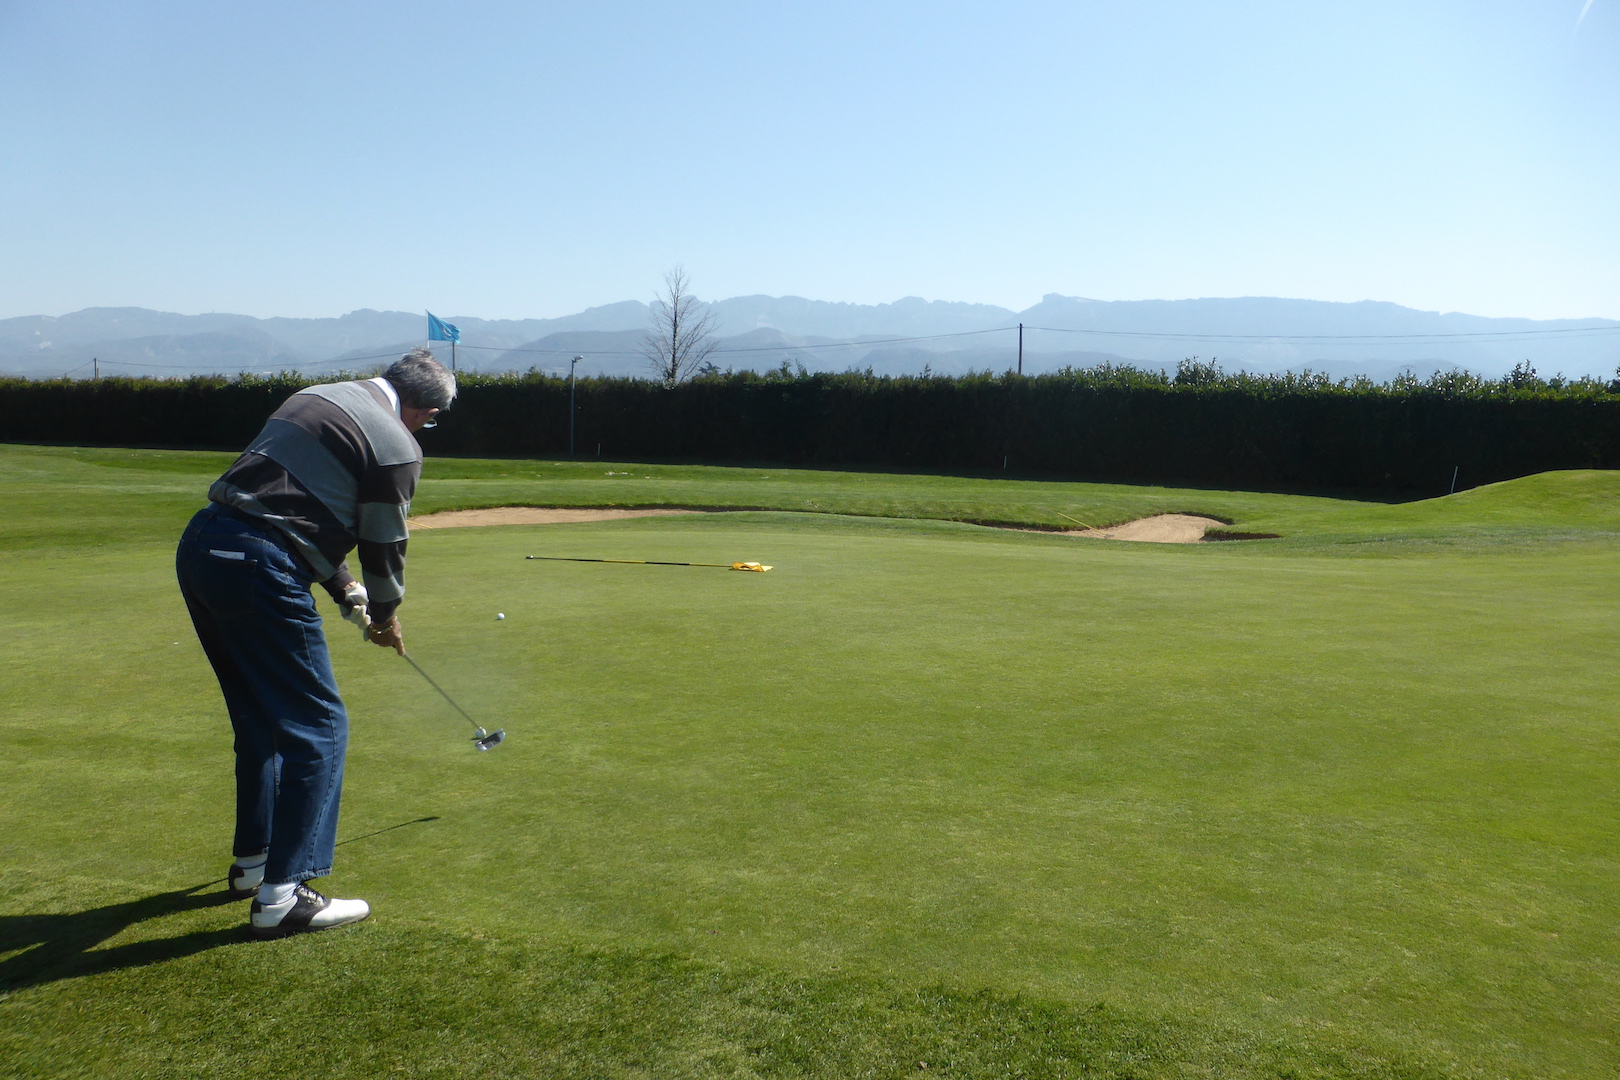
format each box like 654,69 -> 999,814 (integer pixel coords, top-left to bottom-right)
641,266 -> 719,387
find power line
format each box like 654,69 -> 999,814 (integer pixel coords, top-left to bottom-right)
1023,323 -> 1620,343
451,321 -> 1619,354
450,343 -> 630,356
447,326 -> 1017,359
43,353 -> 396,375
716,327 -> 1016,355
92,361 -> 241,372
441,321 -> 1620,363
301,351 -> 403,365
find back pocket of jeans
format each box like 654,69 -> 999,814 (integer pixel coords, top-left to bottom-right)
202,550 -> 259,619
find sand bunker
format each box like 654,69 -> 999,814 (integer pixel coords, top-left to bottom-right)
1059,513 -> 1226,543
408,505 -> 1229,544
408,507 -> 702,529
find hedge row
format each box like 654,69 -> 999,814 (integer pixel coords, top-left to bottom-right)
5,362 -> 1619,493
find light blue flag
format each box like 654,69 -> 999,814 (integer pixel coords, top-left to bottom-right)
426,312 -> 461,343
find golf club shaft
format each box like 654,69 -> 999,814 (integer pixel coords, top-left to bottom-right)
401,653 -> 480,732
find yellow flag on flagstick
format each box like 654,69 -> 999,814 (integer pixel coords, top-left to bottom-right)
731,562 -> 772,572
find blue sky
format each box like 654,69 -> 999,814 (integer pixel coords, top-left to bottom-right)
1,1 -> 1615,321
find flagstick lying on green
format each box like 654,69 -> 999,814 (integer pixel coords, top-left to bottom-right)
524,555 -> 772,572
1052,508 -> 1096,530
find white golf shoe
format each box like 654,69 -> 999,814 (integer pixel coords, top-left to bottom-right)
226,860 -> 265,900
250,883 -> 370,939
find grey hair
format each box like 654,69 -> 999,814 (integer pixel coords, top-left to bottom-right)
384,347 -> 457,411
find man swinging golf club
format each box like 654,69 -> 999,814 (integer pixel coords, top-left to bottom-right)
175,348 -> 454,938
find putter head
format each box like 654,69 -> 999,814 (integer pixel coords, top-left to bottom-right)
473,728 -> 506,752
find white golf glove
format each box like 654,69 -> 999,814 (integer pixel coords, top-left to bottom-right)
340,582 -> 371,635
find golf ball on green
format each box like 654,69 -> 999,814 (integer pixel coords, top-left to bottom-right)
496,613 -> 506,620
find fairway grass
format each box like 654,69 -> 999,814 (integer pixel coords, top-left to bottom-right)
2,445 -> 1618,1078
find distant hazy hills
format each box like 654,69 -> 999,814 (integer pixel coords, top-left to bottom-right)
3,295 -> 1616,382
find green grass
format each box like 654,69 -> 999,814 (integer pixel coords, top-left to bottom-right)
2,444 -> 1618,1078
10,442 -> 1620,547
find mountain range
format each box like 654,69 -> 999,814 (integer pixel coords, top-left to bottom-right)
3,295 -> 1616,383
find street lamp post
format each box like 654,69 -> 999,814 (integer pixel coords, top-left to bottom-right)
569,355 -> 585,458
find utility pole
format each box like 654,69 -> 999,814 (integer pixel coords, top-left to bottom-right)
1017,324 -> 1023,375
569,355 -> 584,458
93,357 -> 98,379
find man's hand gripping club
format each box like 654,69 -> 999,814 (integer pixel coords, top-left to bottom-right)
339,582 -> 405,655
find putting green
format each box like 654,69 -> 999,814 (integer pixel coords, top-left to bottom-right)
2,444 -> 1617,1078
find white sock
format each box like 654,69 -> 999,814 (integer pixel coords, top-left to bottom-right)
258,881 -> 297,906
234,853 -> 268,869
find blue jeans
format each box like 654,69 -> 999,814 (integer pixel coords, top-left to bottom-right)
176,504 -> 348,886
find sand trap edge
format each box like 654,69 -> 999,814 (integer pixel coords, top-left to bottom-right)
409,506 -> 1250,544
1004,513 -> 1233,544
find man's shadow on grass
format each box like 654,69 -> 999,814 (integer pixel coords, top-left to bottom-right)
0,816 -> 439,993
0,881 -> 246,993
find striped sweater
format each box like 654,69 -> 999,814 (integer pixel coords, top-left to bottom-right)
208,377 -> 421,622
